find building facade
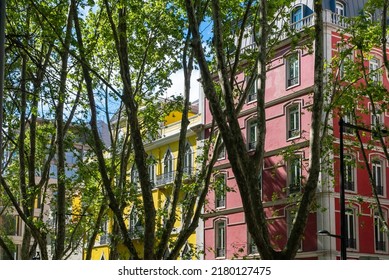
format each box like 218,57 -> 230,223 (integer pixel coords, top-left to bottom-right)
203,0 -> 389,260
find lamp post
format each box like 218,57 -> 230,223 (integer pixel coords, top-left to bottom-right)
339,118 -> 347,260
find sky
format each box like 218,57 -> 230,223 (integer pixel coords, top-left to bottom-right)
165,69 -> 201,102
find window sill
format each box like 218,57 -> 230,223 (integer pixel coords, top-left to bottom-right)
287,134 -> 301,141
286,82 -> 300,90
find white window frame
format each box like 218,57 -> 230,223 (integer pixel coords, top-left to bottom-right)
247,232 -> 259,255
344,155 -> 356,192
148,156 -> 156,188
286,53 -> 300,88
287,104 -> 300,140
215,220 -> 226,258
372,159 -> 385,196
247,119 -> 258,151
217,140 -> 226,160
291,5 -> 303,30
129,206 -> 142,236
335,1 -> 345,16
345,208 -> 357,249
215,173 -> 226,209
131,165 -> 139,185
369,57 -> 380,83
374,213 -> 387,252
245,75 -> 257,103
183,143 -> 193,176
163,149 -> 174,184
288,156 -> 302,194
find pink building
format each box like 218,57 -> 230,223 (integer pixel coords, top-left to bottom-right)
202,0 -> 389,260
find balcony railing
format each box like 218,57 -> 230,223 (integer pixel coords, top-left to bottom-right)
375,185 -> 384,196
156,171 -> 175,186
248,141 -> 256,151
344,181 -> 354,191
289,183 -> 301,194
216,247 -> 225,258
346,238 -> 356,249
375,240 -> 386,251
243,10 -> 358,51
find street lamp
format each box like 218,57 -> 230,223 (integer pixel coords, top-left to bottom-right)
318,229 -> 341,239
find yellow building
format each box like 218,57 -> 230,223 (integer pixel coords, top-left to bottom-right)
88,100 -> 203,260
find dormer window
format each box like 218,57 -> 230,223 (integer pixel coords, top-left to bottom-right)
335,1 -> 345,16
291,6 -> 303,30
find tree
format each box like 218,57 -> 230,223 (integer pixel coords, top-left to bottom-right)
185,0 -> 325,259
72,0 -> 219,259
0,0 -> 95,260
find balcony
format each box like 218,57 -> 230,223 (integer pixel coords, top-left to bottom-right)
346,238 -> 356,249
216,247 -> 225,258
156,171 -> 175,186
289,183 -> 301,194
375,240 -> 386,251
242,10 -> 355,51
344,181 -> 354,191
375,185 -> 384,196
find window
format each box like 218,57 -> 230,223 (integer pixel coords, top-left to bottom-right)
247,232 -> 258,255
335,1 -> 345,16
344,155 -> 355,191
215,174 -> 226,208
342,113 -> 354,134
372,160 -> 384,196
129,207 -> 143,237
131,165 -> 139,185
148,157 -> 156,188
183,143 -> 193,175
286,53 -> 299,87
181,243 -> 192,260
339,52 -> 352,79
374,213 -> 387,251
288,156 -> 301,194
217,140 -> 226,160
49,164 -> 57,178
2,215 -> 22,236
345,208 -> 357,249
100,220 -> 109,245
291,6 -> 303,30
287,104 -> 300,139
245,75 -> 257,102
247,119 -> 258,151
371,110 -> 383,131
369,58 -> 380,83
333,1 -> 346,26
163,150 -> 174,184
215,220 -> 226,258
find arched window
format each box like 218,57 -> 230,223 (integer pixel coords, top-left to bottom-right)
184,143 -> 193,175
163,149 -> 174,184
372,159 -> 385,196
131,165 -> 139,185
148,156 -> 156,188
291,6 -> 303,30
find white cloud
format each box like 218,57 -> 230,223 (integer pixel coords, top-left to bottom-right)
165,69 -> 201,102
